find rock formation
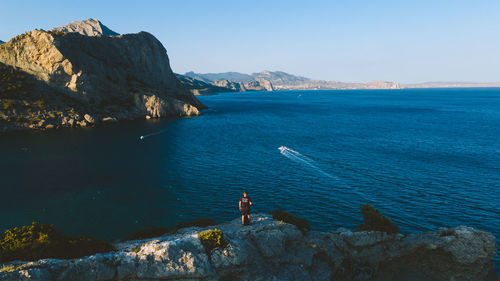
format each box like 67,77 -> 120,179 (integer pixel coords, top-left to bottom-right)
175,74 -> 235,95
211,79 -> 246,92
0,214 -> 496,281
0,19 -> 203,131
50,18 -> 119,37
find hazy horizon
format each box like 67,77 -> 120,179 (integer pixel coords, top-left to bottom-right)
1,0 -> 499,84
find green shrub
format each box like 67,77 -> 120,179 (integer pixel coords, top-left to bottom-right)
355,204 -> 399,234
270,210 -> 311,234
122,226 -> 170,241
198,228 -> 228,254
175,218 -> 216,230
0,222 -> 115,263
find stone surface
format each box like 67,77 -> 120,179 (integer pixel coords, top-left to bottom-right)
84,114 -> 95,124
50,18 -> 119,37
0,20 -> 204,132
0,214 -> 496,281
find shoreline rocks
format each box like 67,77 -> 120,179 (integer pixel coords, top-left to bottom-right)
0,214 -> 497,281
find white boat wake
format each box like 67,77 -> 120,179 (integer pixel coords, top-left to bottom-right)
139,129 -> 167,140
278,146 -> 335,178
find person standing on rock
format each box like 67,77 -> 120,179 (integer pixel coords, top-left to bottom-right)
239,191 -> 253,226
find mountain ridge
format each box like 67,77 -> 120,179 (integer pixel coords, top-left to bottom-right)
185,70 -> 401,91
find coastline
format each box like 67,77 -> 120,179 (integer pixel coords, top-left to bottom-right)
0,214 -> 497,281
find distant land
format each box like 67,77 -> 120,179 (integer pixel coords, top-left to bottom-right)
183,70 -> 400,92
182,70 -> 500,94
402,81 -> 500,88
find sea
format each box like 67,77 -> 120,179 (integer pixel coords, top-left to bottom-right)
1,88 -> 499,271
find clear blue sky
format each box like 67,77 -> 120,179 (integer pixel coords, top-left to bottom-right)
1,0 -> 499,83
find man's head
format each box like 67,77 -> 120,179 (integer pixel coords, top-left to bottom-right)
243,191 -> 247,197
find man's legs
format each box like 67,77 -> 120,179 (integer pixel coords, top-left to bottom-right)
241,215 -> 245,225
246,214 -> 251,225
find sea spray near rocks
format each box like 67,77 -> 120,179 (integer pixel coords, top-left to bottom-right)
0,214 -> 496,280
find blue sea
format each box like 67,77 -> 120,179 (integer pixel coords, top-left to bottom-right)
1,88 -> 499,270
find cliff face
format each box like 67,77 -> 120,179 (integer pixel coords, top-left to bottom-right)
175,74 -> 235,95
0,215 -> 496,281
0,20 -> 203,131
50,18 -> 119,37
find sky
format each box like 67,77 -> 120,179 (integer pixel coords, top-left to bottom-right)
1,0 -> 499,83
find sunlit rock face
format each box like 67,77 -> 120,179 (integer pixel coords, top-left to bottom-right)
0,19 -> 203,131
0,214 -> 496,281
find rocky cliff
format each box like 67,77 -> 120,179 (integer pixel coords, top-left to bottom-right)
175,74 -> 235,95
0,214 -> 496,281
50,18 -> 119,37
0,19 -> 203,131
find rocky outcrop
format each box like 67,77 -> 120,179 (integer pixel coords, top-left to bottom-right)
0,214 -> 496,281
211,80 -> 246,92
175,74 -> 235,95
0,20 -> 203,131
50,18 -> 119,37
185,71 -> 254,84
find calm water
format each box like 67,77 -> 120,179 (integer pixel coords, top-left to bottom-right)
1,88 -> 499,269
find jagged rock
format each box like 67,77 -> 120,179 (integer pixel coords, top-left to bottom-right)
211,79 -> 246,92
77,120 -> 87,127
175,73 -> 235,95
84,114 -> 95,124
0,19 -> 203,132
0,215 -> 496,281
102,117 -> 117,123
50,18 -> 119,37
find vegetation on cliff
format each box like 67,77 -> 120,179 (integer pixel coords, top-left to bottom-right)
356,204 -> 399,234
0,222 -> 114,263
198,228 -> 228,255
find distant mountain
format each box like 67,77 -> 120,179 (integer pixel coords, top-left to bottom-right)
402,81 -> 500,88
186,70 -> 400,91
175,74 -> 236,95
0,40 -> 4,44
252,70 -> 310,86
185,71 -> 255,83
50,18 -> 119,36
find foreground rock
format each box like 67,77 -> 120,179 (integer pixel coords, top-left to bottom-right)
0,214 -> 496,281
0,19 -> 203,132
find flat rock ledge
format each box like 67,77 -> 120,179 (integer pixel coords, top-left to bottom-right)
0,214 -> 497,281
